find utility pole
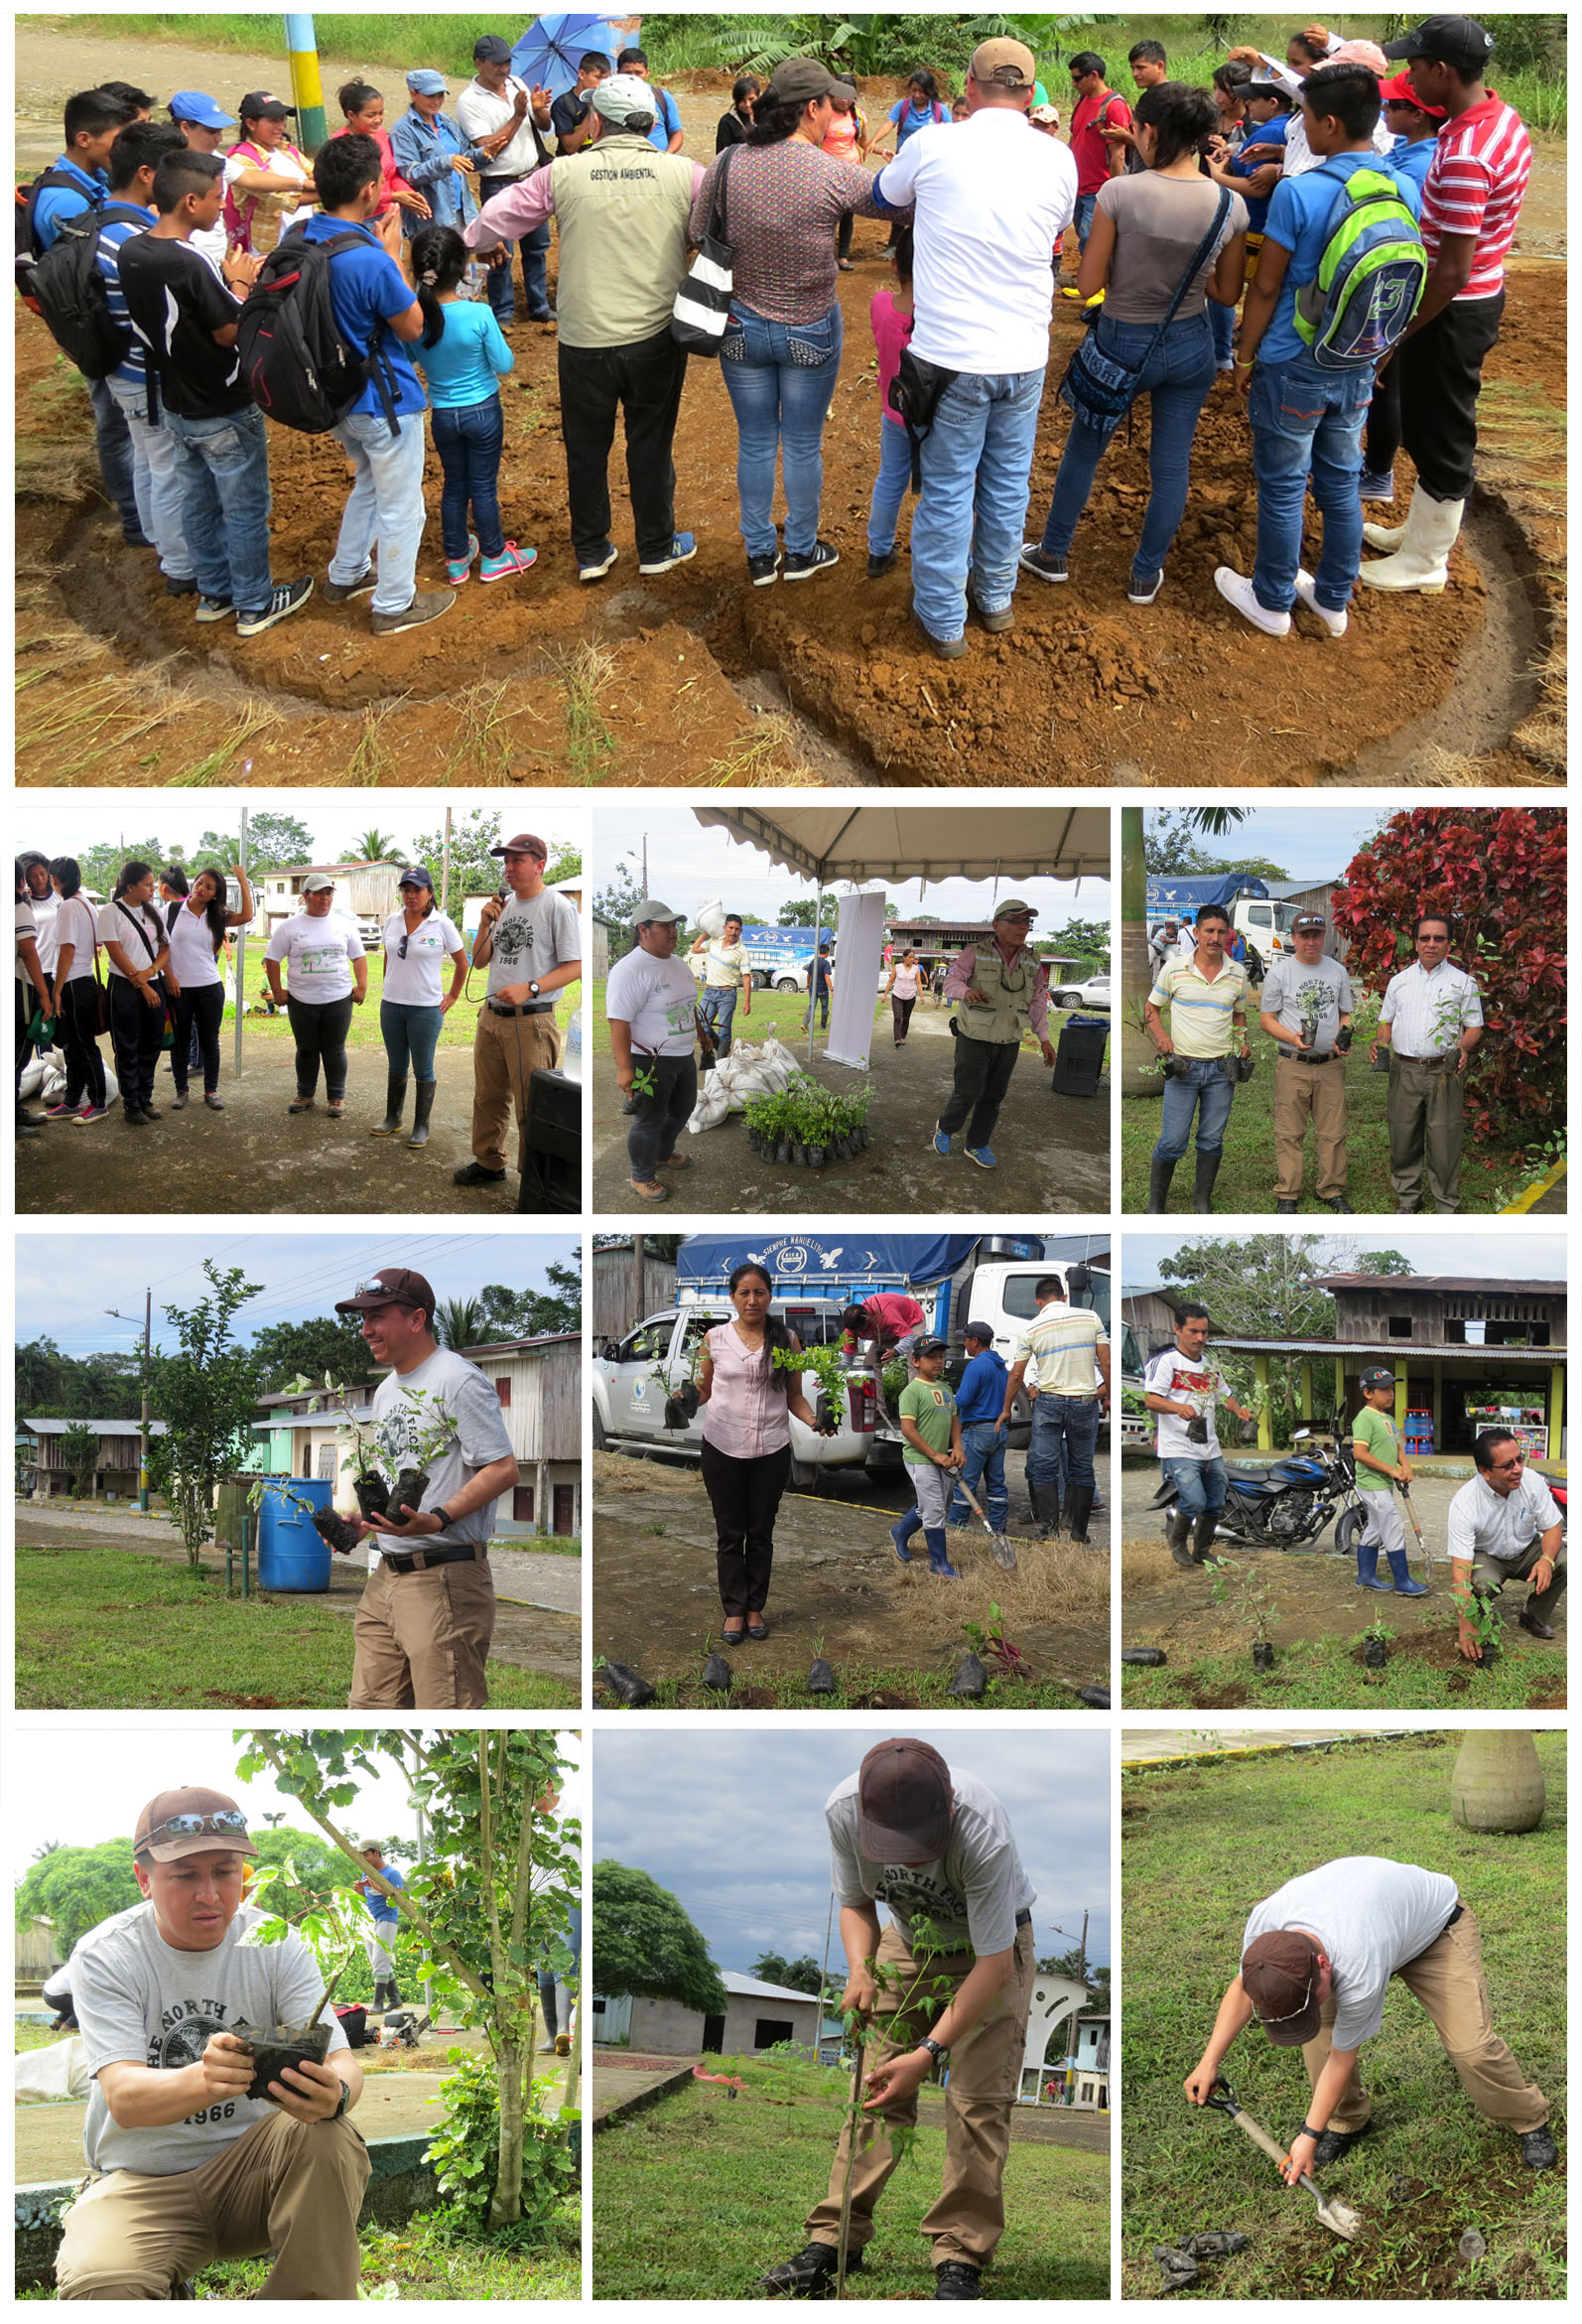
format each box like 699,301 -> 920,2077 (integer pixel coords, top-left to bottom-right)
816,1888 -> 836,2055
632,1233 -> 644,1326
413,1740 -> 435,2022
233,801 -> 249,1079
441,805 -> 453,919
105,1294 -> 153,1511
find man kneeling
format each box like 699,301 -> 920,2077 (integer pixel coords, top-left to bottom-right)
56,1785 -> 368,2301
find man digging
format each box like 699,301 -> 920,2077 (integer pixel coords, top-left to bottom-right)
761,1738 -> 1036,2302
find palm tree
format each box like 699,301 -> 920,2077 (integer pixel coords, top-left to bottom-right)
351,828 -> 404,867
436,1297 -> 486,1353
1121,807 -> 1250,1092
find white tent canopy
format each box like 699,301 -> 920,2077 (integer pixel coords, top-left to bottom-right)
691,806 -> 1109,889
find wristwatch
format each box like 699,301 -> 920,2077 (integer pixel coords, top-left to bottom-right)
919,2037 -> 948,2066
429,1503 -> 453,1532
528,980 -> 541,999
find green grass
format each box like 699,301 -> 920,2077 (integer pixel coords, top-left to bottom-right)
589,977 -> 1097,1059
501,1531 -> 581,1557
593,2052 -> 1108,2298
14,1547 -> 576,1710
597,1660 -> 1097,1710
1121,1633 -> 1566,1712
1121,1730 -> 1566,2301
215,951 -> 579,1057
15,2023 -> 65,2054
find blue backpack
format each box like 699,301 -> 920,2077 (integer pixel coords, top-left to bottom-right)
1294,156 -> 1426,369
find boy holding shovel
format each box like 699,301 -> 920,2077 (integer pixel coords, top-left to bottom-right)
1350,1366 -> 1428,1596
890,1338 -> 968,1580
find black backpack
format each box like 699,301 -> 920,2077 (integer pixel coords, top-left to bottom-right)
28,199 -> 149,378
233,229 -> 401,434
16,169 -> 102,312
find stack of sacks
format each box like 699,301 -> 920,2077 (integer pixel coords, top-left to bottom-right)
686,1037 -> 804,1134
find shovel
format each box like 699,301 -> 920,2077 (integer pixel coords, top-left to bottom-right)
954,1474 -> 1017,1571
1203,2076 -> 1363,2243
1396,1480 -> 1431,1584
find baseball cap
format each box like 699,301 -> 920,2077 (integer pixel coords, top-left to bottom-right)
334,1267 -> 438,1317
238,90 -> 296,120
1247,74 -> 1287,96
405,68 -> 450,96
472,34 -> 514,64
1382,15 -> 1495,71
302,872 -> 336,893
971,36 -> 1036,90
857,1738 -> 953,1861
169,89 -> 236,130
1379,68 -> 1447,114
591,71 -> 657,125
992,896 -> 1037,920
134,1786 -> 257,1863
398,864 -> 435,889
914,1335 -> 949,1358
1031,102 -> 1061,124
489,831 -> 548,860
763,57 -> 845,106
1360,1366 -> 1397,1392
632,896 -> 683,924
963,1319 -> 996,1343
1241,1929 -> 1322,2046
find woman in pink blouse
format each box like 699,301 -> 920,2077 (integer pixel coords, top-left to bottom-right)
697,1262 -> 825,1644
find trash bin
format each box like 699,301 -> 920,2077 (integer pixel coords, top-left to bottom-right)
1051,1016 -> 1109,1098
255,1477 -> 332,1592
519,1067 -> 580,1214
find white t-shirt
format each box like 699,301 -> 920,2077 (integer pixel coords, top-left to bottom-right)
1144,1345 -> 1227,1461
484,887 -> 581,1002
1243,1857 -> 1459,2050
604,945 -> 698,1055
73,1898 -> 349,2178
265,910 -> 365,1004
98,898 -> 167,981
26,890 -> 60,976
1446,1468 -> 1562,1567
875,106 -> 1078,374
166,899 -> 224,990
379,909 -> 463,1007
53,891 -> 99,984
826,1765 -> 1034,1957
190,212 -> 229,276
369,1346 -> 516,1556
15,898 -> 37,984
455,74 -> 543,180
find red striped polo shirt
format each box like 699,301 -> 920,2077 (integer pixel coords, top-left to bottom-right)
1418,91 -> 1532,301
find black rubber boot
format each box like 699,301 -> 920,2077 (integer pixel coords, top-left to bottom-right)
1192,1509 -> 1222,1564
406,1079 -> 436,1149
1064,1483 -> 1095,1544
370,1076 -> 407,1136
759,2243 -> 860,2296
1146,1157 -> 1176,1213
1028,1479 -> 1062,1537
1166,1509 -> 1194,1569
1192,1150 -> 1222,1213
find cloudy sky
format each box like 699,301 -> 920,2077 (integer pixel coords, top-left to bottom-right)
1144,805 -> 1393,878
593,805 -> 1110,927
1124,1230 -> 1566,1293
18,798 -> 582,870
15,1231 -> 578,1361
593,1725 -> 1110,1976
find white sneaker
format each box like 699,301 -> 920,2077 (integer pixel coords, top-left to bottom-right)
1294,569 -> 1348,638
1214,566 -> 1290,638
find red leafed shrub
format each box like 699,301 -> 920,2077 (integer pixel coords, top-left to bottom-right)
1330,808 -> 1565,1154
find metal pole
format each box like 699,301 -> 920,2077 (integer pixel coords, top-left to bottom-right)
805,884 -> 825,1064
283,13 -> 328,152
233,803 -> 248,1079
414,1742 -> 435,2021
139,1287 -> 151,1512
240,1512 -> 250,1598
441,806 -> 452,920
817,1888 -> 836,2056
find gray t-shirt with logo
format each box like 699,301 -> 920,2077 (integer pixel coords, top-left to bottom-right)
370,1346 -> 515,1556
826,1765 -> 1033,1958
74,1899 -> 348,2177
485,889 -> 581,1002
1261,952 -> 1354,1056
1242,1855 -> 1458,2050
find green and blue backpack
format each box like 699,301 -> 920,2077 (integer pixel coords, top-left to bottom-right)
1294,156 -> 1426,369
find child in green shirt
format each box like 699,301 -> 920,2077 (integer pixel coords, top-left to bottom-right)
1350,1367 -> 1426,1595
890,1339 -> 966,1578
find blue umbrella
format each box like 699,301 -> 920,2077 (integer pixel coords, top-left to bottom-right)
510,13 -> 624,97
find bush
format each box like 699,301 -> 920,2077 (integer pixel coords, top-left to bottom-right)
426,2048 -> 579,2244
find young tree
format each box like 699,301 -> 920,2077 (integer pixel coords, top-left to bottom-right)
592,1860 -> 727,2016
1157,1234 -> 1342,1439
15,1839 -> 141,1952
143,1262 -> 264,1565
57,1422 -> 99,1499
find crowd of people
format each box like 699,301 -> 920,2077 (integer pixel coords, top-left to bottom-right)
21,14 -> 1531,658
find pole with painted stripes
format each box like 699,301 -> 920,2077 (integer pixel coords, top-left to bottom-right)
283,13 -> 328,153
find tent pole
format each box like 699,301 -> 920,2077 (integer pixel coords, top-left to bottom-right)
806,884 -> 825,1063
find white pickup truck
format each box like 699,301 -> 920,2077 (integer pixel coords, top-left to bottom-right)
593,1298 -> 883,1489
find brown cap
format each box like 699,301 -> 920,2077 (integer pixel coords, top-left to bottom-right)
970,37 -> 1037,90
1241,1929 -> 1321,2045
134,1786 -> 257,1863
489,832 -> 549,862
334,1267 -> 437,1317
857,1738 -> 953,1860
764,56 -> 844,106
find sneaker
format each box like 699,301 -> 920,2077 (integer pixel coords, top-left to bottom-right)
1359,467 -> 1396,501
323,564 -> 377,605
1018,543 -> 1068,584
445,532 -> 481,585
70,1103 -> 110,1123
369,588 -> 457,638
170,1091 -> 189,1110
934,2260 -> 982,2300
638,532 -> 698,576
195,596 -> 233,623
1214,565 -> 1290,638
235,577 -> 315,637
866,548 -> 897,579
44,1101 -> 78,1119
1294,568 -> 1348,639
783,540 -> 840,582
974,602 -> 1014,634
747,547 -> 782,587
164,575 -> 198,598
479,541 -> 538,584
1519,2127 -> 1558,2172
932,1123 -> 954,1158
1310,2121 -> 1375,2167
578,543 -> 618,584
965,1144 -> 997,1169
1128,569 -> 1164,606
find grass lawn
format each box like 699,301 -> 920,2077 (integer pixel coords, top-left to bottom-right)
14,1548 -> 576,1710
1121,1635 -> 1566,1713
15,2024 -> 62,2054
220,951 -> 579,1054
593,2055 -> 1108,2299
589,979 -> 1101,1058
1121,1730 -> 1566,2301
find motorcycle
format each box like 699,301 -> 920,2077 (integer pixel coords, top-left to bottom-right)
1154,1429 -> 1372,1555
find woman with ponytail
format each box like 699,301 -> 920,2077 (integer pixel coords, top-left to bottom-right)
409,222 -> 537,587
331,79 -> 431,260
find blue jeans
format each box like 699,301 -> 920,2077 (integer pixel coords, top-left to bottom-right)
1040,313 -> 1215,583
949,1419 -> 1008,1532
330,409 -> 428,616
867,417 -> 913,553
105,373 -> 193,580
912,367 -> 1045,641
87,371 -> 141,537
1027,1392 -> 1102,1503
1161,1454 -> 1227,1521
1250,348 -> 1374,614
430,395 -> 505,561
1209,295 -> 1235,365
1153,1055 -> 1236,1163
1073,191 -> 1098,248
720,303 -> 843,558
483,207 -> 552,323
160,404 -> 274,614
380,999 -> 444,1082
699,985 -> 738,1056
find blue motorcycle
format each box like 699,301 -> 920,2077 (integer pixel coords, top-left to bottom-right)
1153,1431 -> 1369,1555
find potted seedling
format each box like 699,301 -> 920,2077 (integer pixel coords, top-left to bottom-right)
1211,1558 -> 1277,1672
650,1341 -> 706,1431
319,1375 -> 388,1522
234,1859 -> 370,2100
1470,1591 -> 1505,1671
245,1470 -> 362,1558
379,1383 -> 458,1519
1362,1614 -> 1393,1670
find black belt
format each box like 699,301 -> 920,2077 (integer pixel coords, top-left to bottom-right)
1404,1902 -> 1463,1969
1276,1047 -> 1344,1063
1015,1908 -> 1032,1930
380,1542 -> 487,1576
488,1000 -> 554,1017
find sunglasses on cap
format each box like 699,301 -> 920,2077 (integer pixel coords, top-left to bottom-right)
351,1280 -> 411,1302
1252,1973 -> 1313,2025
146,1809 -> 249,1842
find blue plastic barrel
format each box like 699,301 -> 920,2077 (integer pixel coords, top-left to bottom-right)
256,1477 -> 333,1592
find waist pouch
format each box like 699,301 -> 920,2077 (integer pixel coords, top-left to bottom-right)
889,344 -> 961,488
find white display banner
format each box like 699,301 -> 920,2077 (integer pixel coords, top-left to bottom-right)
824,889 -> 887,1069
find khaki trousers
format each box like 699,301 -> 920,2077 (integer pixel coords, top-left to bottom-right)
56,2110 -> 370,2300
805,1921 -> 1035,2270
1300,1908 -> 1548,2136
1272,1055 -> 1349,1200
348,1554 -> 495,1709
1471,1535 -> 1567,1625
471,1007 -> 561,1174
1386,1052 -> 1465,1211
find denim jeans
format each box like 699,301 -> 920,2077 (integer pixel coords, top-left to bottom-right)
104,373 -> 193,580
1028,1392 -> 1102,1503
171,982 -> 224,1096
912,367 -> 1045,642
1040,313 -> 1215,583
380,999 -> 444,1082
1209,295 -> 1235,365
87,371 -> 142,537
160,404 -> 274,614
1073,191 -> 1098,248
948,1419 -> 1008,1532
1161,1453 -> 1228,1521
867,417 -> 913,552
1250,348 -> 1374,614
720,303 -> 843,558
802,983 -> 830,1031
1153,1055 -> 1237,1163
330,409 -> 428,616
430,395 -> 505,561
480,198 -> 552,323
699,985 -> 738,1056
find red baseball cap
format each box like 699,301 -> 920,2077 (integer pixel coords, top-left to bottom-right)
1379,69 -> 1447,115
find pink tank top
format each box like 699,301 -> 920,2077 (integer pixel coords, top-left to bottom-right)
702,1322 -> 792,1458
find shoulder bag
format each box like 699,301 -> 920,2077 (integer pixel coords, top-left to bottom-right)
672,144 -> 736,354
1059,187 -> 1231,447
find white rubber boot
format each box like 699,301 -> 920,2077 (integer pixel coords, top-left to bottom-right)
1359,484 -> 1465,594
1362,516 -> 1409,551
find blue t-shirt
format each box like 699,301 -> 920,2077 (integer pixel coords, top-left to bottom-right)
1388,132 -> 1437,195
889,96 -> 946,146
359,1863 -> 405,1925
298,212 -> 426,417
641,84 -> 682,153
955,1347 -> 1008,1427
1257,150 -> 1420,368
1227,112 -> 1288,234
412,297 -> 514,408
94,205 -> 156,386
32,155 -> 105,250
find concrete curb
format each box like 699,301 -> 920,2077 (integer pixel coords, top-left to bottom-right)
592,2060 -> 697,2132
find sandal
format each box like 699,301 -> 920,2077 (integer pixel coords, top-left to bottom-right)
629,1178 -> 670,1203
746,1618 -> 769,1641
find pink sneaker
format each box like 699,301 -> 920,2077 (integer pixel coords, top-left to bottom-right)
478,542 -> 538,584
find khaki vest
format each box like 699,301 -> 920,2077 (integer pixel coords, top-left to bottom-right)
550,135 -> 697,349
957,947 -> 1036,1046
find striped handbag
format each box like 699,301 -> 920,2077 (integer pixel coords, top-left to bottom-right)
671,146 -> 737,355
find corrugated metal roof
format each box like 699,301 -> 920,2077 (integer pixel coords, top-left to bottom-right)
722,1973 -> 823,2003
24,1417 -> 168,1435
1318,1275 -> 1565,1296
1215,1338 -> 1560,1364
